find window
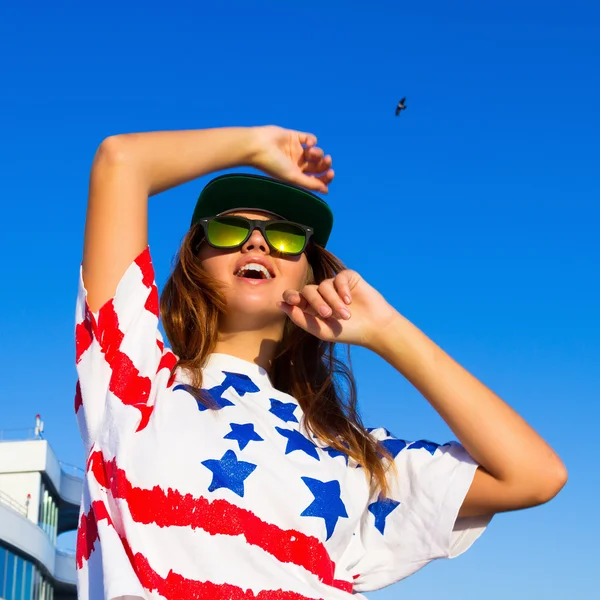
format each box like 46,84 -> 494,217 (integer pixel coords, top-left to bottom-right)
0,548 -> 59,600
5,551 -> 15,600
43,491 -> 49,535
0,545 -> 6,598
38,483 -> 59,541
52,502 -> 58,542
24,562 -> 33,600
15,556 -> 24,600
31,567 -> 40,600
38,483 -> 46,533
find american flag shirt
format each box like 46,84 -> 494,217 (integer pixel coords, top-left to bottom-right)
74,247 -> 491,600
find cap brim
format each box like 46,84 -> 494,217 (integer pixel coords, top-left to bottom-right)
190,173 -> 333,247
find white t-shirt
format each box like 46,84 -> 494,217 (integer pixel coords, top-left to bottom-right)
74,247 -> 491,600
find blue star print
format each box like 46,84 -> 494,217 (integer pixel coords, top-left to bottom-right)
173,382 -> 233,411
268,399 -> 299,423
175,371 -> 260,412
204,371 -> 260,409
201,449 -> 257,497
275,427 -> 320,460
408,440 -> 440,455
367,427 -> 392,437
224,423 -> 264,450
323,446 -> 349,464
301,477 -> 348,540
220,371 -> 261,395
381,438 -> 408,458
368,497 -> 401,534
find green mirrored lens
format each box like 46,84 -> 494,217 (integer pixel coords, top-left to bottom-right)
207,217 -> 249,247
266,223 -> 306,254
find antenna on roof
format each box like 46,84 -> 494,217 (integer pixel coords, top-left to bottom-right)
34,414 -> 44,439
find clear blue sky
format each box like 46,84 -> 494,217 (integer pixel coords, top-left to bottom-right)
1,1 -> 598,598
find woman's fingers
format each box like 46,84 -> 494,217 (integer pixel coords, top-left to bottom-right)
302,287 -> 332,318
295,131 -> 318,147
289,137 -> 333,191
317,279 -> 351,319
317,168 -> 335,186
292,163 -> 334,192
289,171 -> 330,193
279,304 -> 343,339
300,285 -> 335,318
300,146 -> 330,171
281,289 -> 316,316
304,145 -> 324,161
333,271 -> 353,305
283,282 -> 350,320
304,152 -> 331,175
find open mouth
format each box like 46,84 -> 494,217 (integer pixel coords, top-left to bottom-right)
235,263 -> 274,280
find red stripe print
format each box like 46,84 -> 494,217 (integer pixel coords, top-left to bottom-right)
134,249 -> 159,317
75,380 -> 83,413
157,349 -> 178,389
76,500 -> 112,569
135,404 -> 154,432
133,551 -> 323,600
75,308 -> 96,364
87,451 -> 107,486
87,451 -> 346,591
332,580 -> 352,593
96,300 -> 151,402
144,284 -> 159,317
95,299 -> 152,430
134,248 -> 155,288
157,350 -> 178,376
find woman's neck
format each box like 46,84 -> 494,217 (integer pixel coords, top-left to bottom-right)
213,330 -> 282,371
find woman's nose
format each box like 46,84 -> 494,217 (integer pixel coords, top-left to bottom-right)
241,227 -> 270,254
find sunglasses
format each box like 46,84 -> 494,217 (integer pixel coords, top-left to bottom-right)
198,216 -> 313,256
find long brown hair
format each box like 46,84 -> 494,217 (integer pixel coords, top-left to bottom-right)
160,223 -> 392,496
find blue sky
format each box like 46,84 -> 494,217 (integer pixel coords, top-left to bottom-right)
1,1 -> 598,598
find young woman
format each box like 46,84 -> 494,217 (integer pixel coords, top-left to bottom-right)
74,125 -> 567,600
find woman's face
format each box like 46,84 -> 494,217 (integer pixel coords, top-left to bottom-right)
197,210 -> 310,327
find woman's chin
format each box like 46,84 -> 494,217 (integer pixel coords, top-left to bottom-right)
223,298 -> 287,327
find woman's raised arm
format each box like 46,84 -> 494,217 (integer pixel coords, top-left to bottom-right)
82,127 -> 264,312
82,125 -> 334,312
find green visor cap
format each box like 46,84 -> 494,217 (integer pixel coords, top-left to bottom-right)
190,173 -> 334,247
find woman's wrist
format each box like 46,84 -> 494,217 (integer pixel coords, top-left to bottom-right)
233,126 -> 265,168
364,309 -> 436,375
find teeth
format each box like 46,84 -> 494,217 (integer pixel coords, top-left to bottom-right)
236,263 -> 272,279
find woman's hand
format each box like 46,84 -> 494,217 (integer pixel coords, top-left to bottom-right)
250,125 -> 334,193
279,271 -> 399,347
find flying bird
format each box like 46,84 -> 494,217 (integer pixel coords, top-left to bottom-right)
395,97 -> 407,116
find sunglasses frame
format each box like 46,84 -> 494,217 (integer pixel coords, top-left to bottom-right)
197,216 -> 314,256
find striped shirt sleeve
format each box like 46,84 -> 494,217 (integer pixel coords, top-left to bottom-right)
74,247 -> 177,451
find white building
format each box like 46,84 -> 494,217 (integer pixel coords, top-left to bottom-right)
0,417 -> 81,600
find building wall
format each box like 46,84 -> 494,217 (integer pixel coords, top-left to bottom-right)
0,441 -> 61,496
0,472 -> 41,524
0,438 -> 79,599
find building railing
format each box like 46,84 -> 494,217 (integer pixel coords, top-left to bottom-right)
0,489 -> 28,516
59,461 -> 85,478
0,427 -> 38,441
